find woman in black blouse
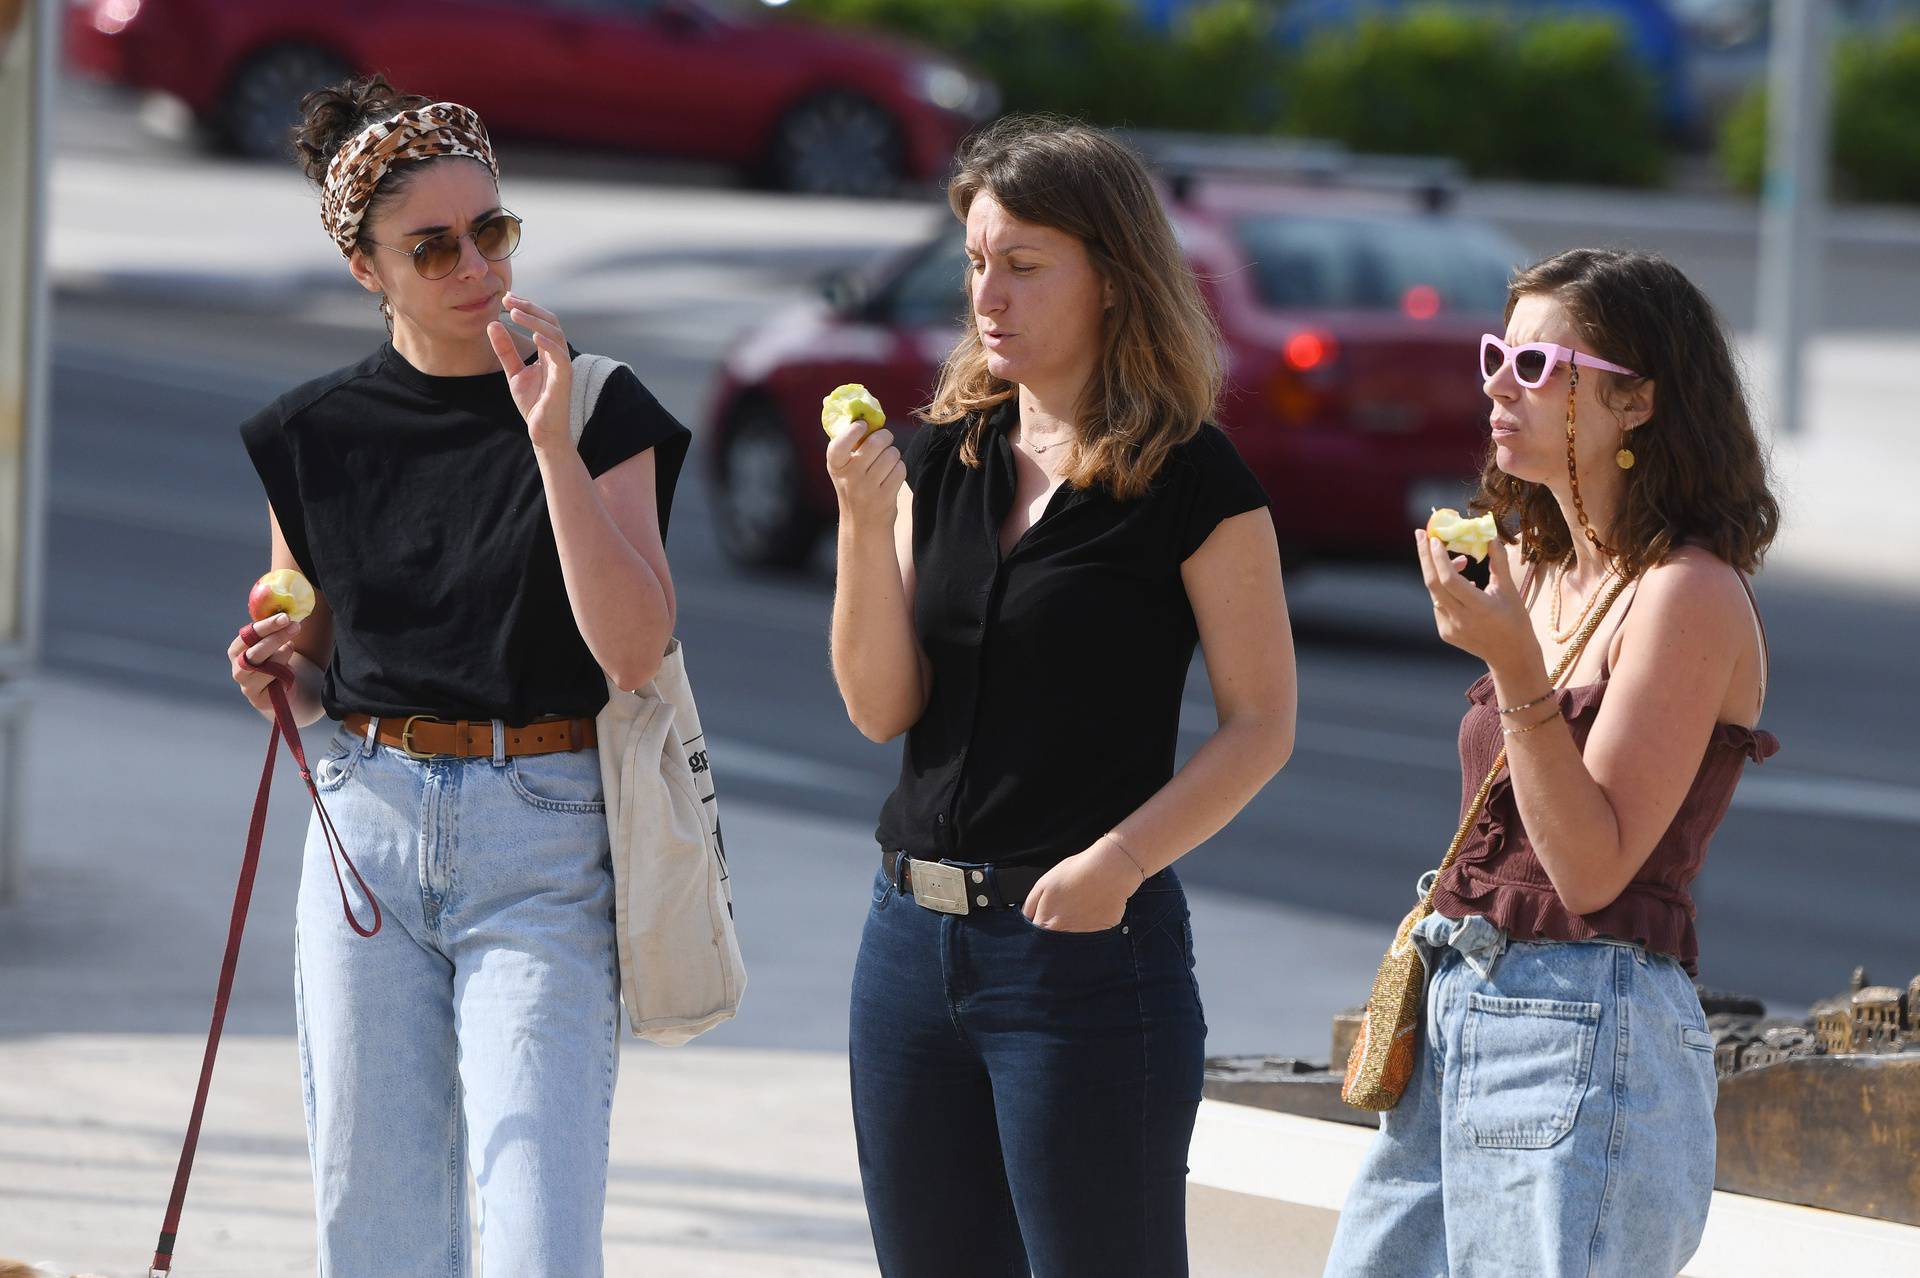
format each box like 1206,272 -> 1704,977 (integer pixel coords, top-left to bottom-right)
826,116 -> 1297,1277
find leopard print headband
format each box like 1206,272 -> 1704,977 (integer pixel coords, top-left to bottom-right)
320,102 -> 498,258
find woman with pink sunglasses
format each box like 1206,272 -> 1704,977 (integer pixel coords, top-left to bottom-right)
1325,249 -> 1780,1277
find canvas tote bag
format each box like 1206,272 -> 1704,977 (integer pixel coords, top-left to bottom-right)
571,352 -> 746,1045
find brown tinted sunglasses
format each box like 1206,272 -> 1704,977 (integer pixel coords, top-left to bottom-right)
367,210 -> 522,280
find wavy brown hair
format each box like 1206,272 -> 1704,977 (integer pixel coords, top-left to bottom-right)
1475,248 -> 1780,579
924,115 -> 1222,501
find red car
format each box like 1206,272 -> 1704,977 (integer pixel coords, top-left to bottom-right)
706,168 -> 1526,568
64,0 -> 998,195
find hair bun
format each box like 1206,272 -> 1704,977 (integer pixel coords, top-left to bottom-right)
290,73 -> 431,185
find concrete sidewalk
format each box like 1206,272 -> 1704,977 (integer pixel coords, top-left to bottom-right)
1735,332 -> 1916,591
1,1037 -> 872,1277
0,672 -> 1391,1275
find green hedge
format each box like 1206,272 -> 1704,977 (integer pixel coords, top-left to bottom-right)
797,0 -> 1286,133
799,1 -> 1665,186
1719,26 -> 1920,205
1284,10 -> 1664,186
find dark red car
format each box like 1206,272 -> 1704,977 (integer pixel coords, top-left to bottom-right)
706,167 -> 1526,568
64,0 -> 998,195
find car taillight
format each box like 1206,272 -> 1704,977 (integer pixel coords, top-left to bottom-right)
1267,330 -> 1341,427
1283,330 -> 1337,372
1401,285 -> 1441,321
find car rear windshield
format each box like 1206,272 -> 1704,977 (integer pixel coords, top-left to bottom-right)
1235,214 -> 1517,314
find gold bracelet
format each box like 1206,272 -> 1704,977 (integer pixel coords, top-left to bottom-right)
1501,708 -> 1561,737
1498,690 -> 1555,716
1104,832 -> 1149,881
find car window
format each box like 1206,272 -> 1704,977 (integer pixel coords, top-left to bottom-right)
880,238 -> 971,330
1235,214 -> 1518,314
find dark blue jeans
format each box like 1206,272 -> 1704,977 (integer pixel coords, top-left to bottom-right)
849,862 -> 1207,1277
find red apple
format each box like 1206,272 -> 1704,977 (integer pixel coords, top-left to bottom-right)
248,568 -> 315,623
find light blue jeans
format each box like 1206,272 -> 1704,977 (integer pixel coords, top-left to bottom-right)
1325,913 -> 1718,1278
293,720 -> 620,1278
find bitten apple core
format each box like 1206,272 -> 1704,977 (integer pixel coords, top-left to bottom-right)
821,383 -> 886,442
249,568 -> 316,623
1425,508 -> 1499,562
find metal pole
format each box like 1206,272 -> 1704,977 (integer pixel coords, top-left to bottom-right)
21,0 -> 53,676
0,0 -> 54,904
1756,0 -> 1832,439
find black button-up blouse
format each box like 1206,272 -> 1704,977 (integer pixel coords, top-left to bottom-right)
874,402 -> 1271,869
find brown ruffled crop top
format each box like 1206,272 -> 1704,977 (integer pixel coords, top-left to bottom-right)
1428,575 -> 1780,976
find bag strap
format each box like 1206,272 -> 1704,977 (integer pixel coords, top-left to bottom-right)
1415,572 -> 1633,915
1737,572 -> 1769,712
569,352 -> 627,446
148,629 -> 380,1276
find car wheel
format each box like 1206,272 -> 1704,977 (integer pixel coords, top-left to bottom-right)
766,93 -> 905,197
714,401 -> 824,570
215,44 -> 353,160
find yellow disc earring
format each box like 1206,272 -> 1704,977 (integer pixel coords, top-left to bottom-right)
1616,427 -> 1636,470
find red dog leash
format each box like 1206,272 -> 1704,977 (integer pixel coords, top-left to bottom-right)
147,623 -> 380,1277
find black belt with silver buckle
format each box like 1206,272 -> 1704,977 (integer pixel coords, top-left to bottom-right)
881,849 -> 1047,916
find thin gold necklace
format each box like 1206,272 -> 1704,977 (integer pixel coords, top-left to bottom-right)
1020,429 -> 1073,455
1550,557 -> 1615,645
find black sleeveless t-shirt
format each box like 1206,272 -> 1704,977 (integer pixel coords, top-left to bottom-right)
240,341 -> 690,723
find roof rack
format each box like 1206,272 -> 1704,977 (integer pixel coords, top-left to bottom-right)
1119,129 -> 1464,213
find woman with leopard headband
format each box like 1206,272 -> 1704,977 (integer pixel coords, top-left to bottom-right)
225,76 -> 688,1275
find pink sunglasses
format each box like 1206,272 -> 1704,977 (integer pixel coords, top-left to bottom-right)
1481,333 -> 1638,388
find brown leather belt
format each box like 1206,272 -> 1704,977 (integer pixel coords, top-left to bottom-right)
341,713 -> 596,760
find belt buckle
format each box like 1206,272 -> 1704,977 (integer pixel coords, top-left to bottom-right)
908,859 -> 969,915
398,714 -> 444,760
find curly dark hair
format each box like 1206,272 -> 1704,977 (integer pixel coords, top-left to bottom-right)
289,73 -> 434,251
1475,248 -> 1780,580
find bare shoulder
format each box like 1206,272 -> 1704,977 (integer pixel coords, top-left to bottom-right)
1605,546 -> 1764,725
1637,546 -> 1749,614
1621,547 -> 1752,655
